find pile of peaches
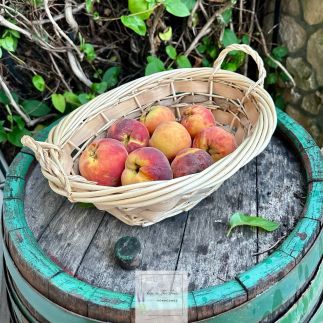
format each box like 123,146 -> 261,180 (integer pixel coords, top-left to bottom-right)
79,105 -> 237,186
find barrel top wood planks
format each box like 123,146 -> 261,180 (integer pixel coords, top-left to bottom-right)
1,109 -> 322,322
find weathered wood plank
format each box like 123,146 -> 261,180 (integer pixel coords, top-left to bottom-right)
38,201 -> 104,275
176,160 -> 257,289
256,135 -> 305,261
24,164 -> 66,240
75,211 -> 188,293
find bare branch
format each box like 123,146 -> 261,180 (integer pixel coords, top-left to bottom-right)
67,51 -> 92,87
33,3 -> 85,25
0,74 -> 31,125
43,0 -> 83,59
185,1 -> 233,57
65,0 -> 79,35
49,53 -> 73,92
255,16 -> 296,87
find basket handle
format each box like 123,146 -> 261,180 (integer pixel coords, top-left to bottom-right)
212,44 -> 266,88
21,135 -> 71,195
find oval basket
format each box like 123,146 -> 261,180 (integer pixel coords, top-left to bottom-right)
22,44 -> 277,226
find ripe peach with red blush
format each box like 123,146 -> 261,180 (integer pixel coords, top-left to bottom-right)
140,106 -> 176,135
171,148 -> 213,178
79,138 -> 128,186
181,105 -> 216,138
121,147 -> 172,185
193,126 -> 237,161
107,119 -> 149,153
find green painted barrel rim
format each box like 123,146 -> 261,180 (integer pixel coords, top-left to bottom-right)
2,108 -> 323,320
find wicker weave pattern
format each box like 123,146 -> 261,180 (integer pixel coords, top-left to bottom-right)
22,45 -> 277,226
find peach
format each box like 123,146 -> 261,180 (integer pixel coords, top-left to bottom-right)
171,148 -> 213,178
121,147 -> 172,185
149,121 -> 191,160
193,126 -> 237,161
107,119 -> 149,153
79,138 -> 128,186
140,105 -> 176,135
181,105 -> 216,138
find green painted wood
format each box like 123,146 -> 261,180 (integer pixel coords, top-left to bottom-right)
192,280 -> 247,320
236,251 -> 295,299
3,177 -> 25,200
277,261 -> 323,323
2,236 -> 103,323
49,272 -> 133,321
2,199 -> 27,242
278,218 -> 321,261
276,109 -> 317,151
200,229 -> 323,322
303,182 -> 323,224
301,146 -> 323,183
6,153 -> 35,179
8,228 -> 62,297
310,299 -> 323,323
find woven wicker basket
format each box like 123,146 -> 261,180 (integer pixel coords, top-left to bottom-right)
22,44 -> 277,226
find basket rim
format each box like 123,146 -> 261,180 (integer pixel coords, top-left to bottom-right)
45,68 -> 276,190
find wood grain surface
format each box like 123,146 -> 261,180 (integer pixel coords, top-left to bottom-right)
23,134 -> 306,293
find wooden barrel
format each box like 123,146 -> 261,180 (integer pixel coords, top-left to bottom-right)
1,109 -> 322,322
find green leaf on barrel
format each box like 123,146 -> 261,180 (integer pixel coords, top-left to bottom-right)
227,212 -> 280,236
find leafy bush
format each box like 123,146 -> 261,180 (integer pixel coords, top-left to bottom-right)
0,0 -> 290,161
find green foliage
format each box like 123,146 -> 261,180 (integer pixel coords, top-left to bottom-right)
164,0 -> 190,17
219,8 -> 232,24
63,92 -> 81,107
166,45 -> 177,59
272,46 -> 288,61
80,42 -> 96,62
121,0 -> 191,36
32,75 -> 46,92
91,82 -> 108,94
121,15 -> 147,36
176,55 -> 192,68
22,100 -> 50,117
0,29 -> 20,54
51,94 -> 66,113
85,0 -> 96,13
145,56 -> 166,75
222,28 -> 239,47
227,212 -> 280,236
128,0 -> 154,20
103,67 -> 121,89
159,27 -> 172,41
